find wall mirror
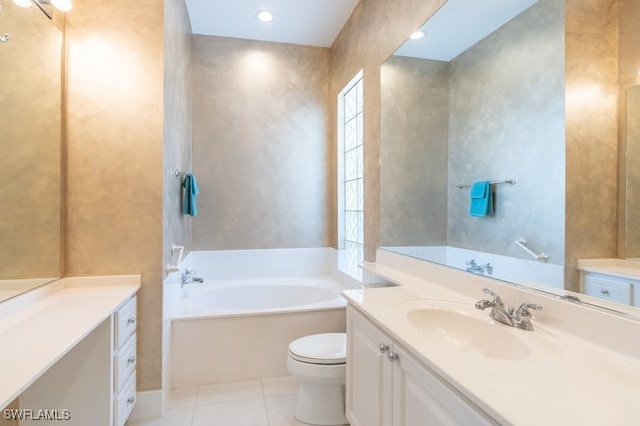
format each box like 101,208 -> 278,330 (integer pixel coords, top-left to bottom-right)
0,0 -> 62,302
380,0 -> 639,315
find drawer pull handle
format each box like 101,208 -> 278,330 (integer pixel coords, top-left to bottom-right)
127,396 -> 135,405
601,289 -> 610,295
127,317 -> 136,325
379,343 -> 389,354
127,356 -> 136,364
387,352 -> 399,363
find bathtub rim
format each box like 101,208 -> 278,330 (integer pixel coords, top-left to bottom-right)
173,275 -> 349,321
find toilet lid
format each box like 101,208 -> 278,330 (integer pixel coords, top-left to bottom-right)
288,333 -> 346,365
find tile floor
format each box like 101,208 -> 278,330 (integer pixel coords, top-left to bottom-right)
126,376 -> 345,426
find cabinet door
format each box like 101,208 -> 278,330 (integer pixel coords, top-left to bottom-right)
392,345 -> 496,426
346,307 -> 393,426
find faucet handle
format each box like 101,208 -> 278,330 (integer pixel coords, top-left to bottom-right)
515,303 -> 543,321
517,303 -> 543,314
481,288 -> 502,304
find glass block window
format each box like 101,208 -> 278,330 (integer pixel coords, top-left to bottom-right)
338,73 -> 364,279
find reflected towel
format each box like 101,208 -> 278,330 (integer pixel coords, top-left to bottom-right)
469,181 -> 494,217
182,173 -> 199,217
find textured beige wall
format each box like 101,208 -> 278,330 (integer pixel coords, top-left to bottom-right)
191,36 -> 331,250
64,0 -> 164,391
164,0 -> 193,267
448,0 -> 565,263
380,56 -> 449,247
330,0 -> 448,260
619,0 -> 640,258
0,0 -> 61,280
565,0 -> 619,290
626,87 -> 640,257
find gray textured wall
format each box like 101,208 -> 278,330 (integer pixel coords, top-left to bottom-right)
448,0 -> 565,264
163,0 -> 193,271
380,56 -> 449,247
191,36 -> 331,250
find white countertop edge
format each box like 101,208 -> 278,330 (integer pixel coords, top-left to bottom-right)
0,277 -> 140,409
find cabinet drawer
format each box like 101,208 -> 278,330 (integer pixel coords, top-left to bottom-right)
114,372 -> 136,426
114,333 -> 137,393
114,297 -> 137,348
583,275 -> 633,305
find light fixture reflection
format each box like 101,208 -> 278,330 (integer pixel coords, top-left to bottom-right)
410,30 -> 425,40
255,10 -> 274,23
51,0 -> 72,12
12,0 -> 33,8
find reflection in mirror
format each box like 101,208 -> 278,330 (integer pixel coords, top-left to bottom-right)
0,0 -> 62,302
626,85 -> 640,259
380,0 -> 566,293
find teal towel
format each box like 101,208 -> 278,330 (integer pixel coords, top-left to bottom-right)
469,181 -> 494,217
181,173 -> 199,217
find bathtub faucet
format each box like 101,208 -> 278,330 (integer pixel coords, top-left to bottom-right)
181,270 -> 204,287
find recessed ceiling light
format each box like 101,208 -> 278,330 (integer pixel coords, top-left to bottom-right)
256,10 -> 274,23
410,30 -> 425,41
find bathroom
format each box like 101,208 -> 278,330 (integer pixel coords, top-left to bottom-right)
1,0 -> 640,424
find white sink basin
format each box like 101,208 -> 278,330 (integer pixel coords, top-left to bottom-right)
404,304 -> 530,360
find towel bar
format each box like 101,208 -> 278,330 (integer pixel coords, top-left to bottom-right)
456,178 -> 516,189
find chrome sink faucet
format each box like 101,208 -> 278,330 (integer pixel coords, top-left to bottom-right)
475,288 -> 543,331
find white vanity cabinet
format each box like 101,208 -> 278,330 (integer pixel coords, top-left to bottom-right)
577,259 -> 640,307
0,279 -> 140,426
581,273 -> 635,305
346,306 -> 495,426
113,296 -> 138,426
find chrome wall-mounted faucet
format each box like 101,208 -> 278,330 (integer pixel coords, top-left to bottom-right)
475,288 -> 543,331
181,269 -> 203,287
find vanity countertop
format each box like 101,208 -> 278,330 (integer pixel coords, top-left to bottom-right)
577,258 -> 640,279
0,276 -> 140,409
347,260 -> 640,426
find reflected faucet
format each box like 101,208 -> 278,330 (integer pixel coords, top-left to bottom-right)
466,259 -> 493,275
475,288 -> 543,331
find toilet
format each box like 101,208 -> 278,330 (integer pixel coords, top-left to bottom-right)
286,333 -> 348,425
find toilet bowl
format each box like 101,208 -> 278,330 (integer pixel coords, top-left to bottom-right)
287,333 -> 348,425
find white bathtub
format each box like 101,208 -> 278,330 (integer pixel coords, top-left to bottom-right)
176,277 -> 347,319
171,274 -> 349,387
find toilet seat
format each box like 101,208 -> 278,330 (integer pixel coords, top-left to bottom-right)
288,333 -> 346,365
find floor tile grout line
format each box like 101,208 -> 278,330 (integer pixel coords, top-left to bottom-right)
260,378 -> 272,426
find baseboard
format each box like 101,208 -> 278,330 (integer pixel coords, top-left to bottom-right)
128,389 -> 163,421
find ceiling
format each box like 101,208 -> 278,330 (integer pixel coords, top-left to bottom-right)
185,0 -> 360,47
394,0 -> 538,61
